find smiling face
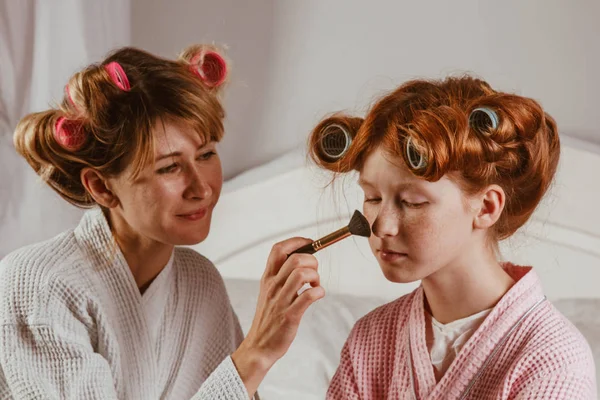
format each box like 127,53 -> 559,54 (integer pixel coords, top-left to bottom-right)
106,118 -> 223,246
359,146 -> 480,283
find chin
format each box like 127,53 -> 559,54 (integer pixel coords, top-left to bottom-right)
167,214 -> 212,245
378,260 -> 422,284
160,226 -> 211,246
381,268 -> 421,284
173,227 -> 210,245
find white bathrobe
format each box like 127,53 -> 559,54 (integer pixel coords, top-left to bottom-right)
0,208 -> 251,399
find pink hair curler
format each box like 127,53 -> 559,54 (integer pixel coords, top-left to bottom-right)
190,50 -> 227,87
64,84 -> 79,110
104,61 -> 131,91
54,117 -> 86,151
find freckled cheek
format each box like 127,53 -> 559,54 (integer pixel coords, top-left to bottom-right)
133,182 -> 183,212
206,164 -> 223,200
208,176 -> 223,201
399,213 -> 441,251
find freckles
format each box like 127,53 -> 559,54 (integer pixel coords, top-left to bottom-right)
133,183 -> 166,209
164,181 -> 184,197
209,163 -> 223,181
401,212 -> 439,245
156,176 -> 184,194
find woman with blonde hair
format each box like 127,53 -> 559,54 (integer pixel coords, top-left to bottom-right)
0,44 -> 324,400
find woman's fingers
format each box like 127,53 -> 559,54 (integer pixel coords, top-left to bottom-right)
274,253 -> 318,286
288,285 -> 326,320
263,237 -> 312,279
279,267 -> 320,303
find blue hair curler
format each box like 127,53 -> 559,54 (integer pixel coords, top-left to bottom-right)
319,123 -> 352,161
469,107 -> 499,135
405,136 -> 427,170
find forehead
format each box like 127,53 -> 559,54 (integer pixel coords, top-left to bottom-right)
152,118 -> 206,152
358,147 -> 461,198
359,147 -> 414,185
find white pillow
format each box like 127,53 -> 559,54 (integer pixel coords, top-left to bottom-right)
224,278 -> 386,399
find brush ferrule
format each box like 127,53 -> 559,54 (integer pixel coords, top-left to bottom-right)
312,226 -> 351,252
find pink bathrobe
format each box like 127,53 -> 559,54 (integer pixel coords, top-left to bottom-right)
327,265 -> 597,399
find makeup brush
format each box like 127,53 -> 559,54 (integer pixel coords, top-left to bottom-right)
290,210 -> 371,255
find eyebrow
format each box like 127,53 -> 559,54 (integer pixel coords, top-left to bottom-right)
156,143 -> 209,161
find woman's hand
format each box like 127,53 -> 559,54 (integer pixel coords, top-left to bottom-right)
231,237 -> 325,397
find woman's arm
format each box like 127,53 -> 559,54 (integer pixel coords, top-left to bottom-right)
232,237 -> 325,398
0,324 -> 258,400
0,236 -> 323,400
0,323 -> 119,399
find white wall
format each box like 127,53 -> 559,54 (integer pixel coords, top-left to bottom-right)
132,0 -> 278,179
132,0 -> 600,179
0,0 -> 131,257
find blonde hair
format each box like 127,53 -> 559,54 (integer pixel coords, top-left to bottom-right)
14,44 -> 229,207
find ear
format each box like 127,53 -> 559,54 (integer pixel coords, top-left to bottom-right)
80,168 -> 120,209
473,184 -> 505,230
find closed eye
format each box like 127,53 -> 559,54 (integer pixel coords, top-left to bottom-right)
157,163 -> 179,174
402,200 -> 428,209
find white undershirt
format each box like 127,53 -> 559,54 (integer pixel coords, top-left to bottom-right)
425,308 -> 492,381
142,251 -> 175,347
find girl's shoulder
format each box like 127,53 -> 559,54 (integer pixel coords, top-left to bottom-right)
520,301 -> 596,370
348,289 -> 418,344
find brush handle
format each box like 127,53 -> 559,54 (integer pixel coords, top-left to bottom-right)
289,242 -> 316,255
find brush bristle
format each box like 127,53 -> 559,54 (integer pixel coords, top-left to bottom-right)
348,210 -> 371,238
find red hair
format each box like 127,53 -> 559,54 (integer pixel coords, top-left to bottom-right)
309,76 -> 560,240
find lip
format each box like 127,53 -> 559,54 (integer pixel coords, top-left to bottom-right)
378,248 -> 407,263
177,208 -> 208,221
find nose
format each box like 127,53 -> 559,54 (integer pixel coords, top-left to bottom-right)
371,205 -> 400,238
185,165 -> 212,200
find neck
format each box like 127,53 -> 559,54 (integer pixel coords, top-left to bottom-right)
108,211 -> 174,290
422,243 -> 514,324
